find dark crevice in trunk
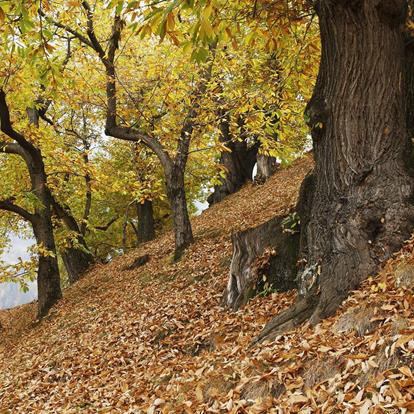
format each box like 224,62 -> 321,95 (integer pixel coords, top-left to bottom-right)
223,214 -> 300,311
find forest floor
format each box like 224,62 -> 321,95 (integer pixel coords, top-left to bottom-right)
1,153 -> 414,413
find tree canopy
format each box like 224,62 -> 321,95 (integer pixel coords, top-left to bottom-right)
0,0 -> 318,310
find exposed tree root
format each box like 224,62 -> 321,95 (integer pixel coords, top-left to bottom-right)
252,290 -> 319,345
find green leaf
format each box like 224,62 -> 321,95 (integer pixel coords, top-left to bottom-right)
191,46 -> 208,63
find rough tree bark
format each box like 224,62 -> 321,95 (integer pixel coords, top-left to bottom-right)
0,90 -> 62,318
208,113 -> 258,206
32,208 -> 62,317
405,14 -> 414,153
166,165 -> 194,260
136,199 -> 155,243
254,154 -> 279,184
223,215 -> 299,311
255,0 -> 414,343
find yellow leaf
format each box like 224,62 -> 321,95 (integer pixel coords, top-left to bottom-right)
377,281 -> 387,291
203,3 -> 213,19
166,12 -> 175,31
200,16 -> 214,39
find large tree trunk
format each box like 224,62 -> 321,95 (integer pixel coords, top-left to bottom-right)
26,144 -> 63,317
256,0 -> 414,343
32,206 -> 62,318
136,199 -> 155,243
208,115 -> 258,206
166,166 -> 194,260
405,24 -> 414,156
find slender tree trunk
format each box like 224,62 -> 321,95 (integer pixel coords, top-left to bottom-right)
256,0 -> 414,343
80,171 -> 92,236
26,105 -> 93,284
136,199 -> 155,243
32,199 -> 62,318
52,199 -> 93,283
255,154 -> 278,184
133,145 -> 156,244
166,166 -> 194,260
60,247 -> 92,284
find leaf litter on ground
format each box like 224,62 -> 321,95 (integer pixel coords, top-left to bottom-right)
0,154 -> 413,413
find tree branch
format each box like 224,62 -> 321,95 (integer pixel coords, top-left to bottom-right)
0,141 -> 26,158
105,124 -> 172,169
81,1 -> 106,59
42,4 -> 173,170
95,216 -> 119,231
38,9 -> 94,49
0,198 -> 35,223
0,90 -> 39,158
102,14 -> 173,170
176,46 -> 216,168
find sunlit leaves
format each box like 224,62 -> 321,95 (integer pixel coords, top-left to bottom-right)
0,0 -> 319,290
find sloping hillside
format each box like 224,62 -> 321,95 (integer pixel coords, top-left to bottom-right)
1,154 -> 413,413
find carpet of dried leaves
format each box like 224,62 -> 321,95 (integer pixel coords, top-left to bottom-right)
1,154 -> 413,413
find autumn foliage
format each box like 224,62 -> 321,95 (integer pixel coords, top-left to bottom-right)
1,156 -> 414,412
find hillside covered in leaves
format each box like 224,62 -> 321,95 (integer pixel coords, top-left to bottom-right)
1,154 -> 414,413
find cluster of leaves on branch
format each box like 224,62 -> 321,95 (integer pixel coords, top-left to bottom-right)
0,0 -> 319,287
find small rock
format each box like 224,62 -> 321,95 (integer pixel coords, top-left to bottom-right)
395,263 -> 414,289
333,307 -> 379,336
202,374 -> 236,402
240,379 -> 285,401
303,356 -> 345,388
390,317 -> 409,334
